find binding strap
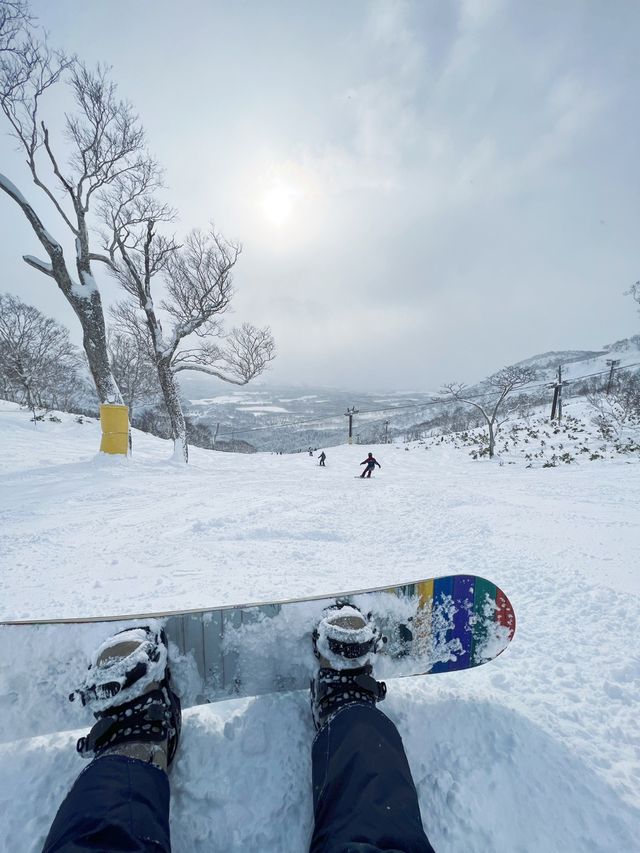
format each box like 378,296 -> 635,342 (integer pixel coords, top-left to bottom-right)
312,664 -> 386,730
76,681 -> 181,765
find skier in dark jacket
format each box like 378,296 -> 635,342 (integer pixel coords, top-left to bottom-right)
42,615 -> 434,853
318,451 -> 326,467
359,452 -> 381,478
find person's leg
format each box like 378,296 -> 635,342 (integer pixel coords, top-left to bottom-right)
310,704 -> 434,853
309,604 -> 434,853
43,755 -> 170,853
42,626 -> 180,853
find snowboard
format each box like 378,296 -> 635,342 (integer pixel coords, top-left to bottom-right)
0,575 -> 515,743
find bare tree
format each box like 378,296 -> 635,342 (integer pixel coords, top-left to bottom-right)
0,8 -> 159,404
0,291 -> 83,415
588,372 -> 640,439
107,327 -> 159,420
441,365 -> 538,458
103,205 -> 275,461
0,1 -> 31,55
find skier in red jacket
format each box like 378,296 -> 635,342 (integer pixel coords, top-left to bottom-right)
359,452 -> 381,478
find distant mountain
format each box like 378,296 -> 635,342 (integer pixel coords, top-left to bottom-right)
179,377 -> 439,452
512,335 -> 640,374
514,349 -> 606,370
510,336 -> 640,386
178,336 -> 640,452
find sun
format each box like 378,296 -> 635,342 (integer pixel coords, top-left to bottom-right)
262,185 -> 297,227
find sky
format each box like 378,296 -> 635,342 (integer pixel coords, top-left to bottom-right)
0,0 -> 638,392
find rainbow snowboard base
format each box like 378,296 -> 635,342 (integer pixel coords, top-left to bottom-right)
165,574 -> 515,703
0,575 -> 515,741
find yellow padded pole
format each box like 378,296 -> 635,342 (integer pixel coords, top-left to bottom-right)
99,404 -> 129,455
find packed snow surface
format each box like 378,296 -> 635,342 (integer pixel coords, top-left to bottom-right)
0,402 -> 638,852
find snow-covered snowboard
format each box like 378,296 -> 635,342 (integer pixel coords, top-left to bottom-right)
0,575 -> 515,742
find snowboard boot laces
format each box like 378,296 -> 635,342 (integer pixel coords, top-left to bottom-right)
71,625 -> 181,771
311,603 -> 386,730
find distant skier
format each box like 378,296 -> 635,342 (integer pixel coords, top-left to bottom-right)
319,451 -> 326,467
359,452 -> 381,478
308,447 -> 313,457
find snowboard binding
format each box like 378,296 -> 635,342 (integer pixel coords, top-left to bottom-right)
311,603 -> 387,730
70,625 -> 181,769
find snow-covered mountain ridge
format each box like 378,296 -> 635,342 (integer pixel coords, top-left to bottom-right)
180,336 -> 640,451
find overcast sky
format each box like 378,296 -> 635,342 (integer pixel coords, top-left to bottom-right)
1,0 -> 638,391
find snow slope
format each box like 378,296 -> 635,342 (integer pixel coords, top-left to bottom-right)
0,402 -> 638,852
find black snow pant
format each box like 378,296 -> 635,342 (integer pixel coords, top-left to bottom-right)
310,704 -> 434,852
42,705 -> 434,853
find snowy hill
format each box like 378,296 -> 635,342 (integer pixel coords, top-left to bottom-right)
178,337 -> 640,451
424,398 -> 640,467
512,336 -> 640,383
514,348 -> 606,368
0,401 -> 639,852
180,378 -> 441,452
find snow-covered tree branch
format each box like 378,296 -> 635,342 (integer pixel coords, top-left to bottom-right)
588,372 -> 640,439
1,3 -> 275,452
0,5 -> 160,405
626,280 -> 640,313
102,197 -> 275,461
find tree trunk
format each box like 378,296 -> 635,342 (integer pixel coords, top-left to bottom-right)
73,214 -> 123,404
157,359 -> 188,463
74,288 -> 122,404
0,175 -> 123,405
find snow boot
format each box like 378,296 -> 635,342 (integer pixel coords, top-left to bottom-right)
70,624 -> 181,771
311,603 -> 387,731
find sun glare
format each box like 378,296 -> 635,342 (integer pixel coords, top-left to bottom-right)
262,185 -> 297,227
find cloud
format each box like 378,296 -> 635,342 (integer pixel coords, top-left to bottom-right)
259,0 -> 606,231
366,0 -> 425,81
1,0 -> 635,393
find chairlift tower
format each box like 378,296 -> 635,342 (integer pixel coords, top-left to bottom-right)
606,359 -> 620,395
344,406 -> 359,445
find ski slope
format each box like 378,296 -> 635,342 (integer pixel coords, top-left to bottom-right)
0,401 -> 638,852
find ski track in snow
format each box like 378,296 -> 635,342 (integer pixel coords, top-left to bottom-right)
0,405 -> 638,852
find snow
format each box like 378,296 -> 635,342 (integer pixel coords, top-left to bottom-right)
314,604 -> 378,669
23,255 -> 53,274
0,403 -> 639,851
239,405 -> 290,414
74,267 -> 99,298
191,393 -> 263,405
521,348 -> 640,388
0,174 -> 63,251
40,228 -> 61,250
0,172 -> 31,208
73,623 -> 169,714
